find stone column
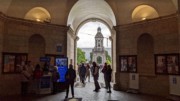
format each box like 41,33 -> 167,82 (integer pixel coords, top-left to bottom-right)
67,26 -> 76,67
111,26 -> 119,90
74,36 -> 79,70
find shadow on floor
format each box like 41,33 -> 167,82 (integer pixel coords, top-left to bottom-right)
64,98 -> 82,101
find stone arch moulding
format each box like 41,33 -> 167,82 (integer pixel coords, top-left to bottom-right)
24,7 -> 51,23
75,18 -> 113,36
132,4 -> 159,22
67,0 -> 116,31
29,34 -> 46,44
137,33 -> 154,42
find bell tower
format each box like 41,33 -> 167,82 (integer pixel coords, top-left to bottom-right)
92,27 -> 106,65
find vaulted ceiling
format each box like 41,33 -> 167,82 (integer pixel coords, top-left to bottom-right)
0,0 -> 178,30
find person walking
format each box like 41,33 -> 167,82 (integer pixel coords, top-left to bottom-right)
106,65 -> 112,93
79,63 -> 86,84
65,64 -> 76,99
92,62 -> 100,92
86,64 -> 91,82
101,62 -> 108,89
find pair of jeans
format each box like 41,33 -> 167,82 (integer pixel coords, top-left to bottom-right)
93,75 -> 100,91
66,82 -> 74,97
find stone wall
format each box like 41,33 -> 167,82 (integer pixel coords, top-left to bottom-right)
0,14 -> 68,96
115,14 -> 178,96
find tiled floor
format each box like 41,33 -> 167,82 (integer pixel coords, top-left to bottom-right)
0,74 -> 171,101
0,82 -> 170,101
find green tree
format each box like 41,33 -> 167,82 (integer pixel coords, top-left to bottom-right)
77,48 -> 87,64
106,51 -> 111,65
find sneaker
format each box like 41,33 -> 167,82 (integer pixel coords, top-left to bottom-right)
107,91 -> 111,93
93,89 -> 99,92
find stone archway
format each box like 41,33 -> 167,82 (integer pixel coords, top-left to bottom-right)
68,19 -> 117,84
66,0 -> 117,84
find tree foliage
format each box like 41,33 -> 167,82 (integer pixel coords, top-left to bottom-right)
77,48 -> 87,64
105,51 -> 111,65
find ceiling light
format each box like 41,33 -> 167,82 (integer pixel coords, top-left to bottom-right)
36,18 -> 41,22
142,17 -> 146,20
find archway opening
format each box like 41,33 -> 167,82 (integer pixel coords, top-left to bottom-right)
97,56 -> 102,64
75,21 -> 113,83
77,21 -> 111,65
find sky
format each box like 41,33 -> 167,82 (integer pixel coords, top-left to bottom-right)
77,21 -> 111,48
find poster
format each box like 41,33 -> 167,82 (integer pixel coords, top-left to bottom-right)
119,55 -> 137,73
155,55 -> 167,74
3,53 -> 27,73
167,55 -> 179,74
56,57 -> 68,82
128,56 -> 137,72
155,54 -> 179,75
3,55 -> 15,73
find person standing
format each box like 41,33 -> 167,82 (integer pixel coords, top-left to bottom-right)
86,64 -> 91,82
101,62 -> 108,89
33,64 -> 43,94
21,66 -> 31,96
92,62 -> 100,92
106,65 -> 112,93
65,64 -> 76,99
25,61 -> 34,76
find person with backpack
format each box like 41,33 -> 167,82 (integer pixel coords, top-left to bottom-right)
65,64 -> 76,99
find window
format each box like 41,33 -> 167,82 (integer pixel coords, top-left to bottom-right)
98,43 -> 100,47
2,53 -> 27,73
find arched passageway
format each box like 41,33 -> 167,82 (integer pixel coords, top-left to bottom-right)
66,0 -> 117,84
